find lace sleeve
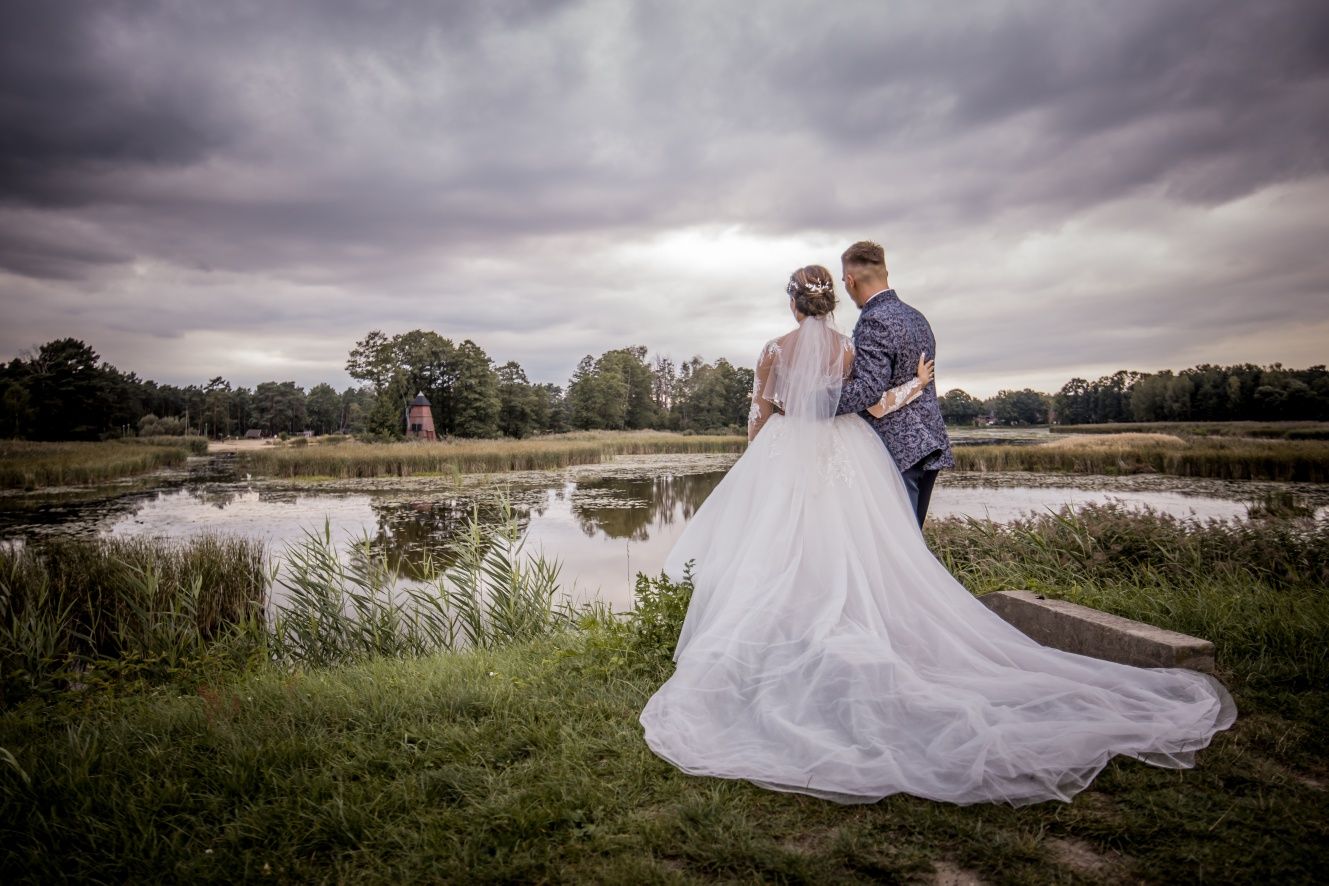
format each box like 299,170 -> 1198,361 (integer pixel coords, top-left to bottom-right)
866,376 -> 925,419
748,340 -> 780,441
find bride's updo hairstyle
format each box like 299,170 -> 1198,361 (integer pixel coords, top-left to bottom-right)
786,265 -> 837,317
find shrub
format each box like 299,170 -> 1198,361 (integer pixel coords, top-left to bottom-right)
566,565 -> 694,680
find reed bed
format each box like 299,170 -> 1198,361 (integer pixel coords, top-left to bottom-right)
0,439 -> 197,490
269,497 -> 584,667
0,536 -> 267,704
954,433 -> 1329,481
242,430 -> 747,479
1043,431 -> 1188,449
134,434 -> 210,455
1053,420 -> 1329,440
0,495 -> 582,705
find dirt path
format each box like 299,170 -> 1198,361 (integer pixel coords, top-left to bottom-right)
207,439 -> 275,454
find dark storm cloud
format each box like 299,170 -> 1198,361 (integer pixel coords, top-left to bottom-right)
0,0 -> 1326,391
755,0 -> 1329,223
0,2 -> 235,207
0,212 -> 132,280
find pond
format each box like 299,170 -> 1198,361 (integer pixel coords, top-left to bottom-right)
2,452 -> 1325,609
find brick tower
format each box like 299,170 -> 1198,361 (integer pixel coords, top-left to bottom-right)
406,392 -> 437,441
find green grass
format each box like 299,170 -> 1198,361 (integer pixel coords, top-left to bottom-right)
0,496 -> 575,706
1052,421 -> 1329,440
2,508 -> 1327,883
241,431 -> 747,479
954,433 -> 1329,482
0,439 -> 201,490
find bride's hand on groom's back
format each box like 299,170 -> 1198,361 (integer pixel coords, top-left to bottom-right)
917,352 -> 934,388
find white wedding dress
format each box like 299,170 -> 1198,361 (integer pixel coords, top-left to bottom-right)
639,314 -> 1235,806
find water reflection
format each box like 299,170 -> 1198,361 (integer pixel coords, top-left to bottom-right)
187,485 -> 245,510
571,473 -> 725,541
368,495 -> 544,578
3,453 -> 1325,610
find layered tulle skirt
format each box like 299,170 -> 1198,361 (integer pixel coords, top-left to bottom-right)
639,413 -> 1235,805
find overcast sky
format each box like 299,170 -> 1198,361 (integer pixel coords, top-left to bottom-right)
2,0 -> 1326,398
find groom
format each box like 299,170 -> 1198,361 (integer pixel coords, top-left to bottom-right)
836,241 -> 954,526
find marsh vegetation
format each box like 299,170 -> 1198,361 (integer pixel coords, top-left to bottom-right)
0,438 -> 204,491
1052,420 -> 1329,440
2,429 -> 1326,880
954,432 -> 1329,482
237,431 -> 747,479
1,505 -> 1326,882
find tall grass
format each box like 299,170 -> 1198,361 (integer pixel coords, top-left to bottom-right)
0,536 -> 267,705
954,433 -> 1329,481
0,498 -> 581,702
270,496 -> 582,667
0,439 -> 199,490
3,510 -> 1328,882
1053,420 -> 1329,440
926,503 -> 1329,692
242,430 -> 746,479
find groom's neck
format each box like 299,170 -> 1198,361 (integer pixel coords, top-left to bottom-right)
855,279 -> 890,308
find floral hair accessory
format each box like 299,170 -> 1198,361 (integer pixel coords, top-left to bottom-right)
787,275 -> 833,297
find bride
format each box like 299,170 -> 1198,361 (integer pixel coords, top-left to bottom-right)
639,265 -> 1235,806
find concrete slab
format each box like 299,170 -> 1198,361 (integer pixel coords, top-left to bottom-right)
979,590 -> 1215,673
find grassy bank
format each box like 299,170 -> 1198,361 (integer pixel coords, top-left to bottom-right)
1053,421 -> 1329,440
0,501 -> 573,706
930,504 -> 1329,693
240,430 -> 747,479
0,438 -> 203,490
2,508 -> 1327,882
954,432 -> 1329,482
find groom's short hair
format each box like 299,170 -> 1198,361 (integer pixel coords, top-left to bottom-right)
842,241 -> 886,270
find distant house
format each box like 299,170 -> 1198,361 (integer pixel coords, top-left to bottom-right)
243,428 -> 264,439
407,393 -> 437,441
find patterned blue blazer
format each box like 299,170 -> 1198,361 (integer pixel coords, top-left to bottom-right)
836,289 -> 955,473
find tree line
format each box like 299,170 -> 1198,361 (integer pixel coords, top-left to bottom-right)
937,364 -> 1329,427
0,333 -> 756,441
345,332 -> 755,438
1068,364 -> 1329,424
0,338 -> 372,440
3,337 -> 1325,441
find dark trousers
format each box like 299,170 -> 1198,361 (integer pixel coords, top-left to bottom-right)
900,462 -> 939,528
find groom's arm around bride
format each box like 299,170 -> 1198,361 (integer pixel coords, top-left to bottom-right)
836,241 -> 955,527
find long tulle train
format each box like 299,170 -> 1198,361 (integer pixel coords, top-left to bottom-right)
639,413 -> 1235,805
